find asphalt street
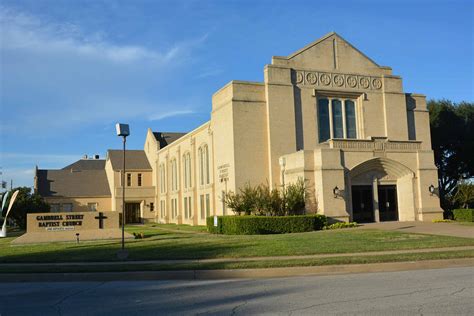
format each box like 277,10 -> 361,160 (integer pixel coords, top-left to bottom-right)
0,267 -> 473,315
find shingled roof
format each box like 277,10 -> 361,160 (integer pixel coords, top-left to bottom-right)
153,132 -> 187,149
107,150 -> 152,171
62,159 -> 106,171
36,169 -> 111,197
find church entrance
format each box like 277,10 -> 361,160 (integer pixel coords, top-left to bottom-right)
378,185 -> 398,221
125,203 -> 141,224
351,185 -> 374,223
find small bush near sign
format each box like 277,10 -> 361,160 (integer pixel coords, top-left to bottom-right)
207,215 -> 327,235
452,209 -> 474,222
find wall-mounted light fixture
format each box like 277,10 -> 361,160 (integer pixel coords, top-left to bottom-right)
429,184 -> 436,196
333,186 -> 341,198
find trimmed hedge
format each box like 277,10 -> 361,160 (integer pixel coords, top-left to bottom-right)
453,209 -> 474,222
206,215 -> 328,235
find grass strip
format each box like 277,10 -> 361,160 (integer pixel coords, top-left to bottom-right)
1,250 -> 472,274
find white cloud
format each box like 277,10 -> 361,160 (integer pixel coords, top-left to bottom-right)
0,6 -> 208,136
0,6 -> 202,65
149,109 -> 197,121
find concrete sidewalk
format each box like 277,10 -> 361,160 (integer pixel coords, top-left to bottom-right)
1,245 -> 473,267
357,221 -> 474,238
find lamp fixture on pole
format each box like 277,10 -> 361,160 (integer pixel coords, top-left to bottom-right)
116,123 -> 130,260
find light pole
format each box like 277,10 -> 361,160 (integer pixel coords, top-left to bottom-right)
116,123 -> 130,259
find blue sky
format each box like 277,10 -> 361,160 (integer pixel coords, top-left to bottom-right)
1,0 -> 473,188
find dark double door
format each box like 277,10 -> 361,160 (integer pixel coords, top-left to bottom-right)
351,185 -> 398,223
351,185 -> 374,223
378,185 -> 398,221
125,203 -> 141,224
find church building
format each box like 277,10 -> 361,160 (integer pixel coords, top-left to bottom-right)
36,32 -> 444,224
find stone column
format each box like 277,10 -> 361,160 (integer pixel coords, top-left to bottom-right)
372,177 -> 380,222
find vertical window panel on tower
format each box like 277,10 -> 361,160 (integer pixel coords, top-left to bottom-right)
345,100 -> 357,138
332,99 -> 343,138
318,98 -> 330,142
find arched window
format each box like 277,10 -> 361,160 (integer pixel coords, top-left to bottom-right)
199,145 -> 210,185
204,145 -> 210,184
171,158 -> 178,191
198,147 -> 203,186
183,152 -> 192,189
159,163 -> 166,193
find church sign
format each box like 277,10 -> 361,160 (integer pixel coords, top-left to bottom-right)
13,211 -> 132,244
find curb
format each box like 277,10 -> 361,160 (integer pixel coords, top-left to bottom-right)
1,258 -> 472,283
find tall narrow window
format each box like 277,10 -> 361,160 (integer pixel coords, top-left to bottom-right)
204,145 -> 210,184
183,154 -> 187,189
332,99 -> 343,138
345,100 -> 357,138
171,159 -> 178,191
183,153 -> 192,189
159,164 -> 166,193
187,153 -> 192,188
150,202 -> 154,211
199,145 -> 210,186
200,194 -> 205,219
184,197 -> 188,219
171,198 -> 177,218
160,200 -> 166,218
198,147 -> 204,186
318,98 -> 330,142
127,173 -> 131,186
188,197 -> 192,218
205,193 -> 210,218
137,173 -> 142,187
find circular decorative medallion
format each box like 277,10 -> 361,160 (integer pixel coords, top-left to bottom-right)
360,77 -> 370,89
320,73 -> 331,86
306,72 -> 317,85
295,72 -> 304,84
372,78 -> 382,89
333,74 -> 344,87
347,75 -> 357,88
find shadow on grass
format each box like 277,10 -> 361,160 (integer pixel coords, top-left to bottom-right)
0,234 -> 250,263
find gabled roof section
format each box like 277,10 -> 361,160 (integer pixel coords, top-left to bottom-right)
107,150 -> 152,171
36,169 -> 111,197
153,132 -> 187,149
62,159 -> 106,171
272,32 -> 389,75
287,32 -> 380,66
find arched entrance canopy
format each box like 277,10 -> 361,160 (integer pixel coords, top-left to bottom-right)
349,157 -> 414,179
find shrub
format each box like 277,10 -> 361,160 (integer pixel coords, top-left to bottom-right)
207,214 -> 327,235
224,178 -> 312,216
453,182 -> 474,209
323,222 -> 358,230
133,232 -> 145,239
452,209 -> 474,222
432,219 -> 454,223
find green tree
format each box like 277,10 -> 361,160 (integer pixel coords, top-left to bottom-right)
453,182 -> 474,209
428,99 -> 474,209
1,187 -> 50,229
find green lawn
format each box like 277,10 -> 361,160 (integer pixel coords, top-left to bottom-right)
1,224 -> 473,264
